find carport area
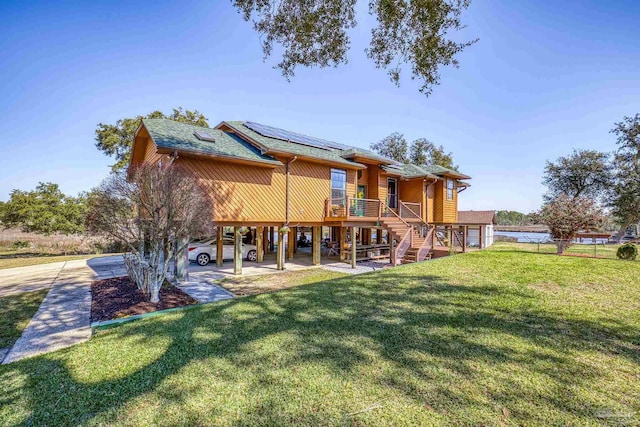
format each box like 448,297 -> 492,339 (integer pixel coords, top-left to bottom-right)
190,252 -> 317,280
178,225 -> 389,279
179,225 -> 334,279
187,251 -> 380,283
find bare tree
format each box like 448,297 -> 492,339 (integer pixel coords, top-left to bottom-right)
86,161 -> 213,303
533,195 -> 605,255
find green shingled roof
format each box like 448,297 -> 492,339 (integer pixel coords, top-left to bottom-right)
382,163 -> 437,179
381,163 -> 471,180
223,121 -> 366,168
422,164 -> 471,179
142,119 -> 282,166
141,118 -> 470,180
339,147 -> 400,164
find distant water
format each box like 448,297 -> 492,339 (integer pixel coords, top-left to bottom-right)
494,231 -> 609,244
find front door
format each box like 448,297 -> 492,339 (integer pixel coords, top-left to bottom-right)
387,178 -> 397,209
357,185 -> 366,199
355,185 -> 367,217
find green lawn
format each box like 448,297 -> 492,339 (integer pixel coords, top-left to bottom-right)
0,290 -> 48,349
0,253 -> 112,270
1,245 -> 639,426
492,240 -> 636,260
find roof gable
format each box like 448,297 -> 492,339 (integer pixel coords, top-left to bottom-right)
457,210 -> 496,224
220,121 -> 369,168
141,119 -> 282,167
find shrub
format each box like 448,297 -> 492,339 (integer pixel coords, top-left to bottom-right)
11,240 -> 30,249
616,243 -> 638,261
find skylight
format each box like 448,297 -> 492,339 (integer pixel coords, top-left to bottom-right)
194,130 -> 215,142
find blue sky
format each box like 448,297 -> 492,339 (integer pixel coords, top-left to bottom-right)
0,0 -> 638,212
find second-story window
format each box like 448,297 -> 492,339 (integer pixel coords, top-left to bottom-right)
331,169 -> 347,205
446,179 -> 455,200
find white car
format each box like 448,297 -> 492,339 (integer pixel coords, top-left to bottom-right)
188,237 -> 258,266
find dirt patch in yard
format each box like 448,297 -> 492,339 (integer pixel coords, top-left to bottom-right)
91,276 -> 197,322
219,268 -> 348,297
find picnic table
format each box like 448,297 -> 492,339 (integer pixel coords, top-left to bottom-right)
342,244 -> 390,261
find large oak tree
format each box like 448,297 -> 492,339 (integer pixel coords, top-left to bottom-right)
371,132 -> 457,169
0,183 -> 87,235
609,114 -> 640,240
95,107 -> 208,171
542,149 -> 612,202
232,0 -> 477,96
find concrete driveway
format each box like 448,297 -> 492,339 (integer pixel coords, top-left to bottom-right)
0,255 -> 125,297
1,255 -> 126,364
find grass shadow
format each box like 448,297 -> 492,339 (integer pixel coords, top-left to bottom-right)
1,262 -> 638,425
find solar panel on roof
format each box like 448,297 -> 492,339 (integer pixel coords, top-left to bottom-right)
194,130 -> 215,142
244,121 -> 352,151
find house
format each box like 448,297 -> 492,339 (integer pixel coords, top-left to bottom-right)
457,211 -> 496,248
129,119 -> 472,272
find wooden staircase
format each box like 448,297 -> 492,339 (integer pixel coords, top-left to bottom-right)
379,217 -> 433,265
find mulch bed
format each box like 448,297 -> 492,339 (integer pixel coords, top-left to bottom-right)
91,276 -> 197,322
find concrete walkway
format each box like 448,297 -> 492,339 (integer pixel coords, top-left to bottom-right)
0,255 -> 126,297
177,281 -> 235,303
1,256 -> 125,364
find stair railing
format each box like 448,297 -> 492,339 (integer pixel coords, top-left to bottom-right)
417,227 -> 434,261
393,228 -> 412,266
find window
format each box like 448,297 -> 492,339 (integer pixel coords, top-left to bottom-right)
331,169 -> 347,206
387,178 -> 398,209
446,179 -> 455,200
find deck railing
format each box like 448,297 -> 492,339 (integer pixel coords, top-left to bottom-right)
434,227 -> 448,247
452,229 -> 465,248
326,197 -> 428,224
399,202 -> 422,221
325,197 -> 384,219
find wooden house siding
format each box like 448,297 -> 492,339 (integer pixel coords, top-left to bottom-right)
399,179 -> 425,218
433,179 -> 458,223
143,138 -> 163,164
378,172 -> 388,205
289,160 -> 331,223
426,183 -> 435,223
130,127 -> 164,166
176,157 -> 287,223
357,167 -> 369,197
130,121 -> 468,227
444,180 -> 458,223
366,167 -> 380,200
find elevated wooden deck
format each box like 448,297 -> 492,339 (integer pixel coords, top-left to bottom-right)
324,197 -> 424,225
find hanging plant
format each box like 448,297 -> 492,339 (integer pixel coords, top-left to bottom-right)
279,225 -> 290,233
238,226 -> 250,235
